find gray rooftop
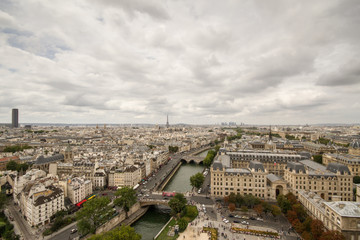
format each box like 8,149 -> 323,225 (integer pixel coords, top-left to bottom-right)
249,161 -> 265,172
34,154 -> 64,165
325,201 -> 360,218
267,174 -> 282,182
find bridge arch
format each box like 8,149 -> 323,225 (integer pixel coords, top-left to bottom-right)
180,159 -> 187,164
140,200 -> 170,207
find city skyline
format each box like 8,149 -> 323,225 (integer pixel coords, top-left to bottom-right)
1,0 -> 359,125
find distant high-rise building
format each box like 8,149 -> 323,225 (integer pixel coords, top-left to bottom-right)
12,109 -> 19,128
166,115 -> 170,128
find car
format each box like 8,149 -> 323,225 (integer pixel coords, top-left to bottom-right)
250,216 -> 255,220
234,215 -> 240,218
241,221 -> 249,225
233,220 -> 240,223
71,228 -> 77,234
228,214 -> 234,218
198,188 -> 202,194
242,216 -> 249,219
222,218 -> 229,223
256,217 -> 264,221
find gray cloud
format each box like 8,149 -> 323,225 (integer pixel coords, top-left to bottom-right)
317,59 -> 360,86
0,0 -> 359,124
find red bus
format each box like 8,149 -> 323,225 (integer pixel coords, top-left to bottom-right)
162,192 -> 176,197
76,199 -> 87,207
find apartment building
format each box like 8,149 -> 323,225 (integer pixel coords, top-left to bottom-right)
25,185 -> 64,227
284,160 -> 353,201
67,177 -> 92,204
93,169 -> 107,189
108,165 -> 141,188
299,191 -> 360,240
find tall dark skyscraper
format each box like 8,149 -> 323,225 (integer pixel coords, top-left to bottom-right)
166,114 -> 169,128
12,108 -> 19,128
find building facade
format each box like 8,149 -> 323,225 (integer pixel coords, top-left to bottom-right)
12,108 -> 19,128
67,177 -> 92,204
323,153 -> 360,176
299,191 -> 360,240
284,160 -> 353,201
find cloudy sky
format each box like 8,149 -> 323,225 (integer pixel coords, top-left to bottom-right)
0,0 -> 359,125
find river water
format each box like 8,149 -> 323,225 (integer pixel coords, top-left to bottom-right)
132,206 -> 170,240
132,151 -> 207,239
163,162 -> 204,193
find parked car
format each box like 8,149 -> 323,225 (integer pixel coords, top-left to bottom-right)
233,220 -> 240,223
250,216 -> 256,220
256,217 -> 264,221
228,214 -> 234,218
71,228 -> 78,234
241,221 -> 249,225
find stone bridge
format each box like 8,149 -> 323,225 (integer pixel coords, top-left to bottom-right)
139,198 -> 169,207
180,155 -> 204,164
179,147 -> 212,164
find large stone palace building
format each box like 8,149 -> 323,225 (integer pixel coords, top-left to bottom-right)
224,150 -> 304,176
284,160 -> 353,201
299,190 -> 360,240
323,153 -> 360,176
210,150 -> 353,202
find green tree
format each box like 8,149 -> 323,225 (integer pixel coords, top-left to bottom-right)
190,173 -> 205,189
235,193 -> 243,207
353,176 -> 360,184
114,187 -> 137,218
88,225 -> 141,240
76,197 -> 112,234
243,194 -> 260,208
177,218 -> 188,232
0,192 -> 8,210
277,194 -> 291,214
168,146 -> 179,153
168,193 -> 187,217
271,205 -> 281,217
313,155 -> 323,164
16,163 -> 28,172
6,161 -> 18,171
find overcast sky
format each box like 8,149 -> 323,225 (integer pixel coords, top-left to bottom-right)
0,0 -> 359,125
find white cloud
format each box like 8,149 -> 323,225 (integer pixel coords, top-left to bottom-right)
0,0 -> 359,124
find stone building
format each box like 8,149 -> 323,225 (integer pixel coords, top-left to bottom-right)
25,185 -> 64,226
210,154 -> 290,200
323,153 -> 360,176
302,142 -> 336,154
93,169 -> 107,189
224,151 -> 304,176
284,160 -> 353,201
67,177 -> 92,204
299,191 -> 360,240
108,165 -> 141,188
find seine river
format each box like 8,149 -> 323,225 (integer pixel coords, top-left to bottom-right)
132,150 -> 208,239
132,206 -> 170,240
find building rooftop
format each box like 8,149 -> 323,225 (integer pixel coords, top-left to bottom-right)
267,174 -> 282,182
324,201 -> 360,218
